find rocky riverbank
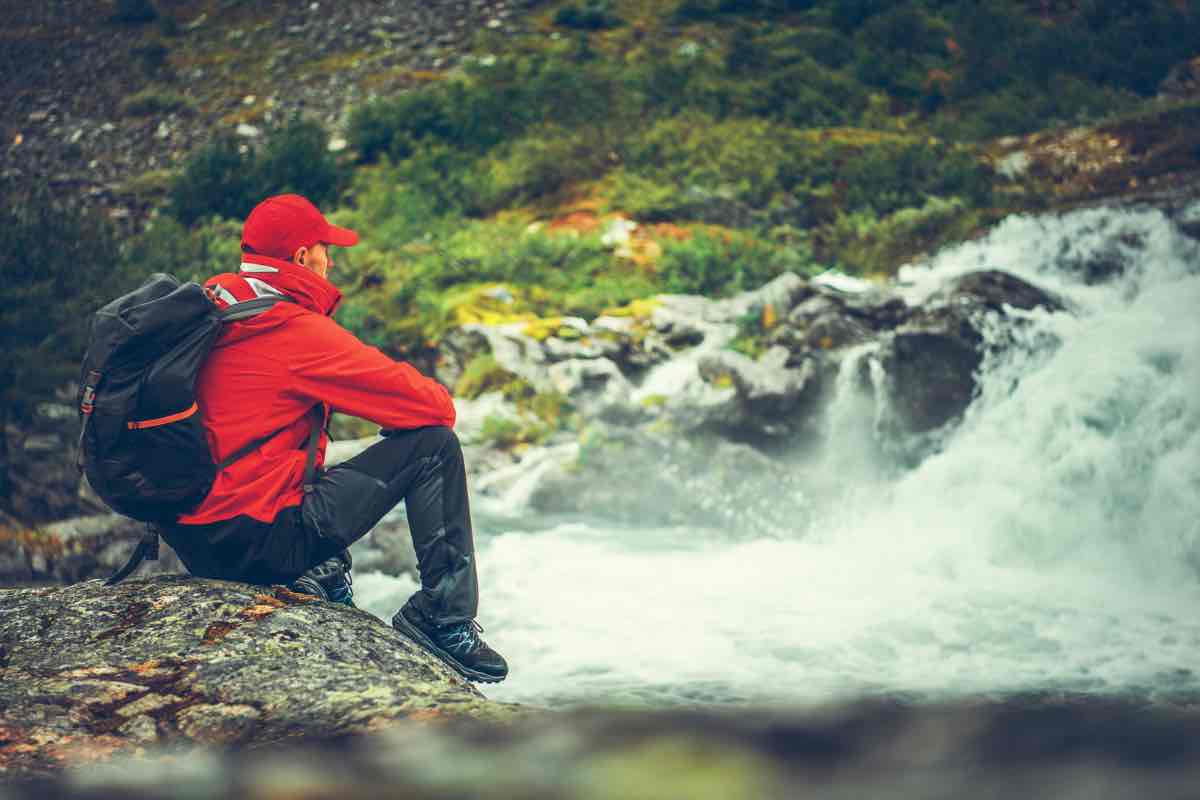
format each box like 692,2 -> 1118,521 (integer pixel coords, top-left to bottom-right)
4,579 -> 1200,790
0,575 -> 518,779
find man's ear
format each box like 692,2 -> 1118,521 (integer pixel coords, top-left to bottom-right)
293,245 -> 308,266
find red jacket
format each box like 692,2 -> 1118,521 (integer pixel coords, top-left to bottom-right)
178,253 -> 456,525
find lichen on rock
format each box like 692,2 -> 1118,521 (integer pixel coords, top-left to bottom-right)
0,575 -> 521,778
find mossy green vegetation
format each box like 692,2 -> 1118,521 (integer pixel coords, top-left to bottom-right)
122,0 -> 1198,362
169,117 -> 343,226
455,354 -> 574,449
119,87 -> 194,117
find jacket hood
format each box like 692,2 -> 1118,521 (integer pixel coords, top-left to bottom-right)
237,252 -> 343,317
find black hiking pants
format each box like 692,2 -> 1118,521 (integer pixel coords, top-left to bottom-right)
164,426 -> 479,626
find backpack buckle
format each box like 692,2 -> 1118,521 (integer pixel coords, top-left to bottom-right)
80,370 -> 102,415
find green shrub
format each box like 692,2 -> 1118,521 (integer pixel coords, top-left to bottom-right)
121,216 -> 243,284
168,134 -> 258,225
830,0 -> 887,33
728,306 -> 772,359
657,229 -> 814,296
834,137 -> 992,215
110,0 -> 157,24
330,213 -> 660,355
347,53 -> 624,164
811,196 -> 986,276
478,415 -> 525,449
673,0 -> 814,21
255,116 -> 342,209
169,119 -> 343,226
618,114 -> 801,211
477,126 -> 610,213
0,184 -> 140,500
455,354 -> 525,400
555,1 -> 624,30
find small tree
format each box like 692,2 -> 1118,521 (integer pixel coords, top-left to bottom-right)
255,116 -> 342,209
169,134 -> 259,225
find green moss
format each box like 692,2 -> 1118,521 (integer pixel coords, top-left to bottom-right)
117,168 -> 177,203
727,306 -> 772,360
455,354 -> 528,401
120,88 -> 194,117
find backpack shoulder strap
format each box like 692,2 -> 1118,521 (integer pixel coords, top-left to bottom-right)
217,293 -> 298,322
104,523 -> 160,586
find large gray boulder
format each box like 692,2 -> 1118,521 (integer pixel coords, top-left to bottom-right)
876,270 -> 1063,435
0,576 -> 518,777
695,347 -> 825,441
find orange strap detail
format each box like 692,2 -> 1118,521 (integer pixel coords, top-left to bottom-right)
127,403 -> 199,430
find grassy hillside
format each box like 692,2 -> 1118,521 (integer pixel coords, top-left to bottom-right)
4,0 -> 1200,432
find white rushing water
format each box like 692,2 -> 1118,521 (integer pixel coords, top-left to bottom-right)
359,206 -> 1200,708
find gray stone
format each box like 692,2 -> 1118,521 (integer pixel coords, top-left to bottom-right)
0,513 -> 184,586
546,358 -> 634,419
176,703 -> 261,745
1175,200 -> 1200,241
0,576 -> 517,776
876,270 -> 1062,435
694,347 -> 825,440
116,714 -> 160,744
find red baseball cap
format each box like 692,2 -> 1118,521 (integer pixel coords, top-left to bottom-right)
241,194 -> 359,259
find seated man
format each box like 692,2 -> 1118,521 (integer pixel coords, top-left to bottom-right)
161,193 -> 507,684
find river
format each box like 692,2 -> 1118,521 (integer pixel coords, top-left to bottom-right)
356,205 -> 1200,709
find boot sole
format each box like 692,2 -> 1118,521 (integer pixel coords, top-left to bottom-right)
391,614 -> 507,684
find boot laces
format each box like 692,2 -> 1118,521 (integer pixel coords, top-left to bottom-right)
441,620 -> 484,654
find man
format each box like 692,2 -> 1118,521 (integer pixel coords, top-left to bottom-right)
160,193 -> 507,684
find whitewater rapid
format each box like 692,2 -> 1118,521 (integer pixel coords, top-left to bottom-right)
359,205 -> 1200,707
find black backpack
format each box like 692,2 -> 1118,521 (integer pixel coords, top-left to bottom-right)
76,273 -> 320,583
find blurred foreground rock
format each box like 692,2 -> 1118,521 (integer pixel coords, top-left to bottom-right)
0,576 -> 517,778
4,697 -> 1200,798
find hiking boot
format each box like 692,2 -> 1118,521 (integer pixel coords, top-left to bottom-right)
391,606 -> 508,683
289,550 -> 355,608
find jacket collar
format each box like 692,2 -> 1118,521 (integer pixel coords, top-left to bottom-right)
238,252 -> 342,317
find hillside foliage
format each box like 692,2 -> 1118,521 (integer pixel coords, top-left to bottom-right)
21,0 -> 1200,383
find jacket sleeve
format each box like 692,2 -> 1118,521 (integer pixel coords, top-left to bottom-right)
282,313 -> 456,429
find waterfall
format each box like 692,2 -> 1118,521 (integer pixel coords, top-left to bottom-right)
358,205 -> 1200,708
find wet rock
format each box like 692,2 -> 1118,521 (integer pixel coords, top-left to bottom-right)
1174,199 -> 1200,241
878,322 -> 982,435
546,358 -> 635,420
877,270 -> 1062,434
0,575 -> 515,777
932,270 -> 1066,312
695,348 -> 825,440
175,703 -> 261,745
